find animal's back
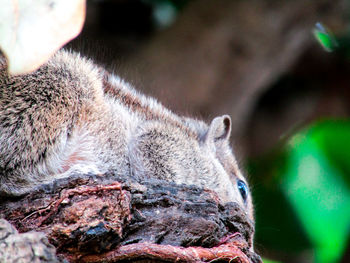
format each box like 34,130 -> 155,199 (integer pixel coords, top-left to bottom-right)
0,51 -> 195,194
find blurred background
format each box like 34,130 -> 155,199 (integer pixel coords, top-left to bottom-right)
67,0 -> 350,262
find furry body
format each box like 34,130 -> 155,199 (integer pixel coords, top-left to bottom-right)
0,51 -> 253,220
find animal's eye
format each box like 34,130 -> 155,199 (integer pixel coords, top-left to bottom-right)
237,179 -> 248,203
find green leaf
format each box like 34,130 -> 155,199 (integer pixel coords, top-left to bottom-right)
262,258 -> 281,263
313,22 -> 338,52
248,151 -> 312,255
283,120 -> 350,263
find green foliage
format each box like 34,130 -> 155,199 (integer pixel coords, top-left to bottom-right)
262,259 -> 281,263
249,120 -> 350,262
313,23 -> 338,52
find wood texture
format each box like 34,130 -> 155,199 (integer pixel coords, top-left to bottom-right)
0,173 -> 261,262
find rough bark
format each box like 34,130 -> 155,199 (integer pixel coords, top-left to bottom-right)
0,173 -> 261,263
0,219 -> 60,263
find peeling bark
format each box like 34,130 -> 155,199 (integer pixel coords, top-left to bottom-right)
0,173 -> 261,262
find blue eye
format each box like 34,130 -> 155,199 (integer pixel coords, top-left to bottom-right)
237,179 -> 248,203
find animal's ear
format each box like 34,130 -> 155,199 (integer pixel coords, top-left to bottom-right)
204,115 -> 231,146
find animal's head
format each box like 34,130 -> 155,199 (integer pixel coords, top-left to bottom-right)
129,114 -> 253,221
185,115 -> 254,221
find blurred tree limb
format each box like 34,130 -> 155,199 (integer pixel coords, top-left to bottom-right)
127,0 -> 347,138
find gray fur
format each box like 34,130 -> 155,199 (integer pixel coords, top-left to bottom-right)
0,50 -> 253,220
